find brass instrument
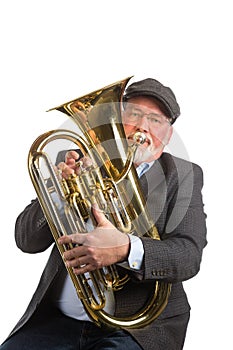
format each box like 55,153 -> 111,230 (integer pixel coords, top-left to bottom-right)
28,77 -> 171,329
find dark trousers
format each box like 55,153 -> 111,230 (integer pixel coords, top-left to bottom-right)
0,308 -> 142,350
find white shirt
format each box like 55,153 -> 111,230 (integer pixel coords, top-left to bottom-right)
54,161 -> 154,321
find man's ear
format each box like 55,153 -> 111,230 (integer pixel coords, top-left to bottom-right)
163,125 -> 173,146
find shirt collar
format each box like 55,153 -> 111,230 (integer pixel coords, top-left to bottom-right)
136,161 -> 155,178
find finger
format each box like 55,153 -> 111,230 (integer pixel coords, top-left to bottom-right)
82,156 -> 92,168
65,151 -> 80,170
65,151 -> 80,163
73,264 -> 93,275
92,203 -> 109,227
65,255 -> 87,269
58,233 -> 86,246
74,156 -> 93,175
57,162 -> 74,179
63,246 -> 86,262
58,235 -> 72,245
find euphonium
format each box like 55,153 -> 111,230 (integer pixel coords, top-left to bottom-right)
28,77 -> 171,329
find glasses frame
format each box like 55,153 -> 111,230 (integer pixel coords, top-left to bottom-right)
123,106 -> 172,128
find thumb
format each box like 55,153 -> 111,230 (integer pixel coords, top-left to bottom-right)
92,203 -> 110,227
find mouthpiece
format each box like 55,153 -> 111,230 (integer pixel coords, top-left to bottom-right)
133,132 -> 147,145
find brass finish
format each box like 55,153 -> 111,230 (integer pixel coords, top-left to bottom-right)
28,77 -> 171,328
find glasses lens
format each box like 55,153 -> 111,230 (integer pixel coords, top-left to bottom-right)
124,107 -> 169,127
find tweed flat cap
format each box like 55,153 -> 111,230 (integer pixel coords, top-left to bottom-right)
123,78 -> 180,123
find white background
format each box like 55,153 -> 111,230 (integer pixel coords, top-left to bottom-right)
0,0 -> 232,348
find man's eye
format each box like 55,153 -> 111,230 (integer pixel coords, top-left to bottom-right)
131,112 -> 141,118
149,116 -> 161,123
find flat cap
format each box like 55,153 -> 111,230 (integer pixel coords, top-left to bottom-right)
123,78 -> 180,123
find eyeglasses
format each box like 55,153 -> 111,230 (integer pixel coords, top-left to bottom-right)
123,107 -> 171,128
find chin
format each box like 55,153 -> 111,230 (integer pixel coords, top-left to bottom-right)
133,145 -> 163,165
133,147 -> 154,164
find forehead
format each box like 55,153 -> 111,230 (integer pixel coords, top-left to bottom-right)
125,96 -> 166,115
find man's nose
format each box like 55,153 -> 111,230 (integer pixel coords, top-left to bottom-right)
136,115 -> 149,132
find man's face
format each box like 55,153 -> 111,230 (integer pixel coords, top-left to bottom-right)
122,96 -> 173,166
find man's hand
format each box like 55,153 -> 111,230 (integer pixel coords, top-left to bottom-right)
58,204 -> 130,275
57,150 -> 92,178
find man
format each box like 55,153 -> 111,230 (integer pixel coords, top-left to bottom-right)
0,78 -> 207,350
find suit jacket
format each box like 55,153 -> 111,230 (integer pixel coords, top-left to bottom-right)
7,152 -> 207,350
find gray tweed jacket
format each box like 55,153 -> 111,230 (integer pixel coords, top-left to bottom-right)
6,152 -> 207,350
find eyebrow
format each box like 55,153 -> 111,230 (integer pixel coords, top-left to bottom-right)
127,106 -> 165,117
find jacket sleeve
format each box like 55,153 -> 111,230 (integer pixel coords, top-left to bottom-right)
141,162 -> 207,283
15,199 -> 54,253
